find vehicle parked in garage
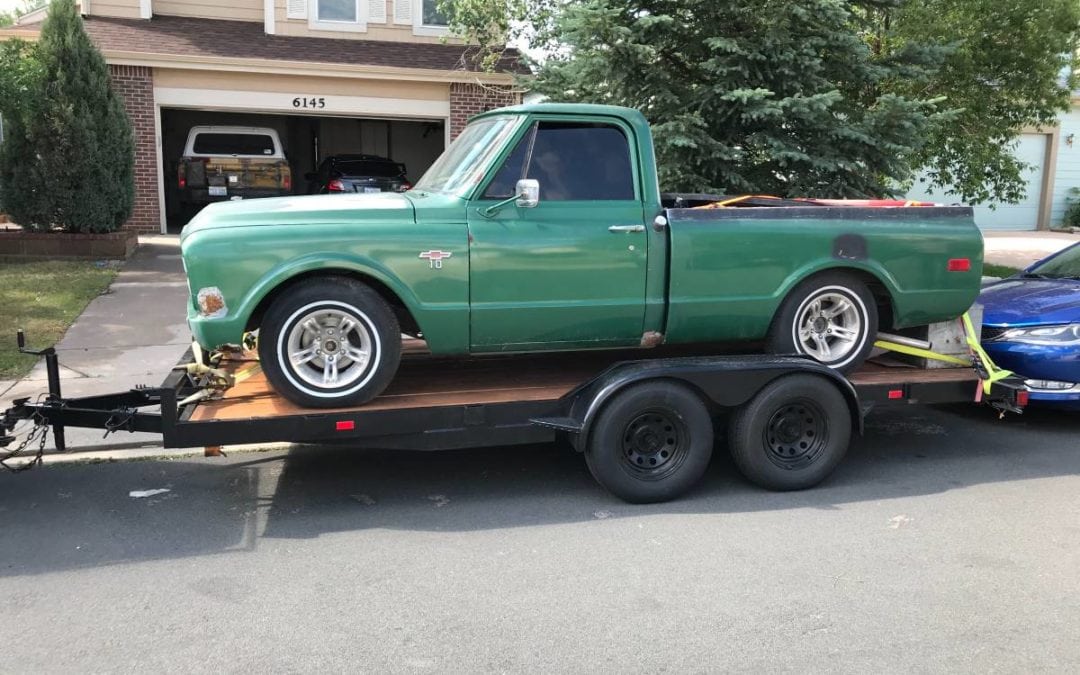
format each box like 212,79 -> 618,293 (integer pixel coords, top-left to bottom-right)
180,103 -> 983,409
305,154 -> 411,194
980,241 -> 1080,408
177,126 -> 292,219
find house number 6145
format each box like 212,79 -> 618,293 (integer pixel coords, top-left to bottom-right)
292,97 -> 326,109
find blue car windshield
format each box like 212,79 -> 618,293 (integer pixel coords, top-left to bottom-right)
1029,243 -> 1080,279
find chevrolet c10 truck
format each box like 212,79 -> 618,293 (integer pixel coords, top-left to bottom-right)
180,103 -> 983,408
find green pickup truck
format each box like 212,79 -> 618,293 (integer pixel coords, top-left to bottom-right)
180,103 -> 983,408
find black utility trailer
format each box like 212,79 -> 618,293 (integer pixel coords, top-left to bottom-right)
1,334 -> 1026,503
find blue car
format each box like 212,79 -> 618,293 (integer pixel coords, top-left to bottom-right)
980,241 -> 1080,408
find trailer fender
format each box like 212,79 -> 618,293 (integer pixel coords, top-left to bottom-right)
533,355 -> 862,451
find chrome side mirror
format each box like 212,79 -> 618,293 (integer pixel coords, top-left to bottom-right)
515,179 -> 539,208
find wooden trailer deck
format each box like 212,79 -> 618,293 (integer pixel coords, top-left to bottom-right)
188,345 -> 981,424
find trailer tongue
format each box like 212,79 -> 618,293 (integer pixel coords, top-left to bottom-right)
1,327 -> 1027,502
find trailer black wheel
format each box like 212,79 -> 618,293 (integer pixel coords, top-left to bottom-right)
259,277 -> 401,408
766,271 -> 878,374
728,374 -> 851,491
585,381 -> 714,504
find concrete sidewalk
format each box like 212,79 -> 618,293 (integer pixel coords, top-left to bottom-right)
984,230 -> 1080,269
1,235 -> 192,452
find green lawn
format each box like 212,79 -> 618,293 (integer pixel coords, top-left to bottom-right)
0,260 -> 118,379
983,263 -> 1021,279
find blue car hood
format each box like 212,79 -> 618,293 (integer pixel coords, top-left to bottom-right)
979,278 -> 1080,327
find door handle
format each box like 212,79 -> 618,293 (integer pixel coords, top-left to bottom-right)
608,224 -> 645,233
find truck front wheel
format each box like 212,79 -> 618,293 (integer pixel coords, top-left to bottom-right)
766,272 -> 878,374
585,381 -> 714,503
259,278 -> 401,408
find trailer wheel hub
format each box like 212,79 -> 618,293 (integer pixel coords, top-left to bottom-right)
621,410 -> 684,476
764,399 -> 828,470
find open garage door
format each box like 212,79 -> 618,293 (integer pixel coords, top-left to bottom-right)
161,108 -> 445,233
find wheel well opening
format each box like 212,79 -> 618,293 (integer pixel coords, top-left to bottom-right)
841,269 -> 895,332
245,270 -> 421,337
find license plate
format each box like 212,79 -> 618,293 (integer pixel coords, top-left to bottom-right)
363,187 -> 381,193
209,186 -> 227,197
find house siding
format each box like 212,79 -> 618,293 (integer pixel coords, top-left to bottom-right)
155,0 -> 264,23
1048,107 -> 1080,226
89,0 -> 142,19
109,65 -> 159,233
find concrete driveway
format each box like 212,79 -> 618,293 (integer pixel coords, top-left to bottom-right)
1,402 -> 1078,672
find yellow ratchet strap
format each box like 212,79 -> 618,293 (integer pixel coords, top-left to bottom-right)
872,312 -> 1014,397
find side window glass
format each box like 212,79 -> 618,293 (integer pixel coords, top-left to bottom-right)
526,122 -> 635,201
482,126 -> 533,199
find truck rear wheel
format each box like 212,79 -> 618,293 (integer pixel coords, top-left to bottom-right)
766,271 -> 877,374
259,277 -> 401,409
585,381 -> 714,503
727,374 -> 851,491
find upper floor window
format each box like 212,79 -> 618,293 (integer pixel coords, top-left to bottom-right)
309,0 -> 366,32
421,0 -> 447,26
318,0 -> 358,22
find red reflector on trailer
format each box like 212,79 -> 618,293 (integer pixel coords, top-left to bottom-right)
336,420 -> 355,431
1017,390 -> 1030,407
887,389 -> 904,400
947,258 -> 971,272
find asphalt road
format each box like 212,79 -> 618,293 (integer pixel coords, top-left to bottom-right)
2,403 -> 1079,673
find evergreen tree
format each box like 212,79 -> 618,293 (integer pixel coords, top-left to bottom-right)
530,0 -> 943,197
0,38 -> 44,224
0,0 -> 134,232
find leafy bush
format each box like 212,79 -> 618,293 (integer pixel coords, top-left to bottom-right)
0,0 -> 134,233
1063,188 -> 1080,229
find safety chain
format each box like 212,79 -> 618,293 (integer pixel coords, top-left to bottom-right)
1,412 -> 50,473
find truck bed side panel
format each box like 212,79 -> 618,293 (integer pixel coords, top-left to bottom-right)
663,206 -> 983,343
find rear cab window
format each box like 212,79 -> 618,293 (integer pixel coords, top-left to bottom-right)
185,129 -> 283,158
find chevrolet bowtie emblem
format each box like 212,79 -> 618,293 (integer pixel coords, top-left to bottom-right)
419,250 -> 452,269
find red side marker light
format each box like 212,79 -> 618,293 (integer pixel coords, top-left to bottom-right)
1016,390 -> 1030,407
887,389 -> 904,400
336,420 -> 355,431
947,258 -> 972,272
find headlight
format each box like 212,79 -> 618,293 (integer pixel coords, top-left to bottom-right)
998,324 -> 1080,345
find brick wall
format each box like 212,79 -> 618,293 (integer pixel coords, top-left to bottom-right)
109,65 -> 159,233
449,83 -> 521,139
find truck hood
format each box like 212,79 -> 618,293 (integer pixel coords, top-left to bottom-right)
180,192 -> 415,240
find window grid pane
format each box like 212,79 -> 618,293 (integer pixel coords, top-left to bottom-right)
319,0 -> 357,22
422,0 -> 448,25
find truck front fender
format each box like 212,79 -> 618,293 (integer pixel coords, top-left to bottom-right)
238,252 -> 428,333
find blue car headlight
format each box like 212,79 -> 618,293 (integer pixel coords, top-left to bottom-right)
994,324 -> 1080,345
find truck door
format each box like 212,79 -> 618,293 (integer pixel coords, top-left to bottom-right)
467,119 -> 648,351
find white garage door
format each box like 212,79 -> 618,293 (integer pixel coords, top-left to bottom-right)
906,133 -> 1048,231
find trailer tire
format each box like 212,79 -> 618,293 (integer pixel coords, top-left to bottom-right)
585,381 -> 714,504
766,271 -> 877,374
259,277 -> 401,409
728,374 -> 851,491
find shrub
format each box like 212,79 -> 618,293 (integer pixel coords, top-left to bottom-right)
0,0 -> 134,233
1063,187 -> 1080,229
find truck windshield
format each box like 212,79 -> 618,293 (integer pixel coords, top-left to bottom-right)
413,116 -> 522,196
